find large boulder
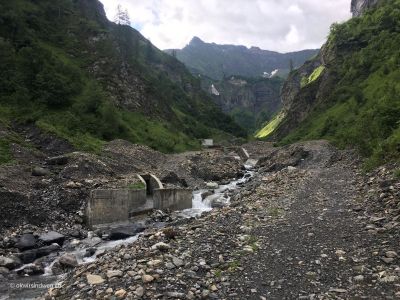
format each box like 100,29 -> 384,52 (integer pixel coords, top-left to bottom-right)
32,167 -> 50,176
18,244 -> 61,264
39,231 -> 65,246
108,224 -> 146,240
59,253 -> 78,268
16,234 -> 37,251
36,244 -> 61,257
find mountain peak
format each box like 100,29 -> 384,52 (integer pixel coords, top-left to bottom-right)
189,36 -> 205,46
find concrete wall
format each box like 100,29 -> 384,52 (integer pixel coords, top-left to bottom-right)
128,189 -> 147,211
153,188 -> 192,211
87,189 -> 129,226
87,174 -> 192,226
202,139 -> 214,147
87,189 -> 146,226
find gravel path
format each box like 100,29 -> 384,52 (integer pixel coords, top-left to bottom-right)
45,141 -> 400,300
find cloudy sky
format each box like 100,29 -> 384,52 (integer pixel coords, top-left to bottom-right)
100,0 -> 352,53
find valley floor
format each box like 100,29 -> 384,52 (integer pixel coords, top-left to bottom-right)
48,141 -> 400,300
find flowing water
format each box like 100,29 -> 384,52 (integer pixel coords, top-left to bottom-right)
1,166 -> 254,300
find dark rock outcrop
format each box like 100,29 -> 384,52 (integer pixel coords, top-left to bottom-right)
351,0 -> 381,17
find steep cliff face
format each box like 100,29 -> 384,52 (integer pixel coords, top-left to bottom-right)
351,0 -> 381,16
207,77 -> 283,133
257,0 -> 400,167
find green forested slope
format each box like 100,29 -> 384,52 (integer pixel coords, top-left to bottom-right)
0,0 -> 245,159
259,0 -> 400,167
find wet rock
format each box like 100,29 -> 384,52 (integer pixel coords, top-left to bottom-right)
16,264 -> 44,276
0,255 -> 22,270
84,248 -> 97,257
39,231 -> 65,246
86,273 -> 105,285
59,253 -> 78,268
16,233 -> 37,251
210,197 -> 228,208
18,250 -> 38,264
82,237 -> 102,247
201,190 -> 214,200
206,182 -> 219,189
36,244 -> 61,258
108,224 -> 146,240
0,267 -> 10,275
32,167 -> 50,176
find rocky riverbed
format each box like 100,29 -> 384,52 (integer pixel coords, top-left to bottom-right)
1,135 -> 399,300
33,141 -> 400,299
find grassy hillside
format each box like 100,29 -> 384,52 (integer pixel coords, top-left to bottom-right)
0,0 -> 245,159
259,0 -> 399,168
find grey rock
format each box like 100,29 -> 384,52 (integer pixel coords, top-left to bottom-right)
32,167 -> 50,176
86,273 -> 105,285
46,155 -> 69,165
107,270 -> 123,278
16,234 -> 37,251
39,231 -> 65,246
385,251 -> 398,258
108,224 -> 146,240
59,253 -> 78,268
172,256 -> 184,267
382,257 -> 394,264
165,291 -> 185,298
134,286 -> 144,297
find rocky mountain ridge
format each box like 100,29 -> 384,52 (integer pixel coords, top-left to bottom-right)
166,37 -> 319,80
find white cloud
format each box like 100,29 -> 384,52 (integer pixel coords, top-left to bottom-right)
99,0 -> 352,52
